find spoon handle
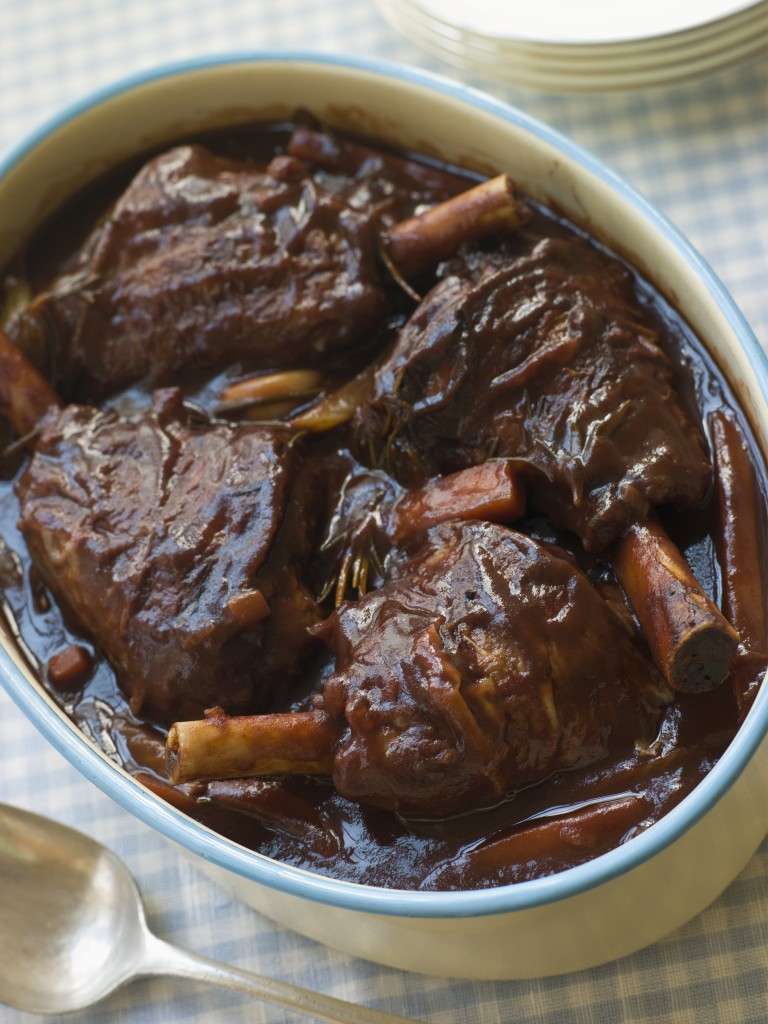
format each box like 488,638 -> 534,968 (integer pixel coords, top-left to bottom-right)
140,931 -> 423,1024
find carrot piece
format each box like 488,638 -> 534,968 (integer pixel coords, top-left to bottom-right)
47,645 -> 93,690
710,409 -> 768,716
0,327 -> 61,437
390,461 -> 526,542
467,794 -> 652,875
220,369 -> 323,406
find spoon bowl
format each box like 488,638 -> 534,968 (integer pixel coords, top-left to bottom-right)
0,803 -> 144,1013
0,803 -> 418,1022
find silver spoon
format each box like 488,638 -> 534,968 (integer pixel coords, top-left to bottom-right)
0,802 -> 422,1022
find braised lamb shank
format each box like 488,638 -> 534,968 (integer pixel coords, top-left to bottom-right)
14,388 -> 321,722
356,229 -> 712,553
8,144 -> 391,401
316,520 -> 675,816
168,519 -> 672,818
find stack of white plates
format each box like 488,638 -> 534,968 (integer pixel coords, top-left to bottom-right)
375,0 -> 768,91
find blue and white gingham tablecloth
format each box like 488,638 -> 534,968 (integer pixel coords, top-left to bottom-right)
0,2 -> 766,1022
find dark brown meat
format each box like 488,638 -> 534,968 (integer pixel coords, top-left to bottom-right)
15,388 -> 321,722
355,230 -> 712,551
312,519 -> 672,818
11,144 -> 389,401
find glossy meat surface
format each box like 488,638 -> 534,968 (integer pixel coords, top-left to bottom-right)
0,122 -> 760,890
314,520 -> 672,817
15,388 -> 320,721
356,230 -> 711,551
14,145 -> 388,400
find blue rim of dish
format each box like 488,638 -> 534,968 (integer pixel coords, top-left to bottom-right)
1,51 -> 767,919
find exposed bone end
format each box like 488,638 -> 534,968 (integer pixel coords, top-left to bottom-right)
384,173 -> 532,280
669,618 -> 740,693
612,519 -> 739,693
166,708 -> 337,785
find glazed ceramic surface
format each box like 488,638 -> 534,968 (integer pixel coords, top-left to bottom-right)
0,55 -> 766,979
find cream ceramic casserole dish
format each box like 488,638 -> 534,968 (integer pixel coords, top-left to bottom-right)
0,54 -> 766,980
